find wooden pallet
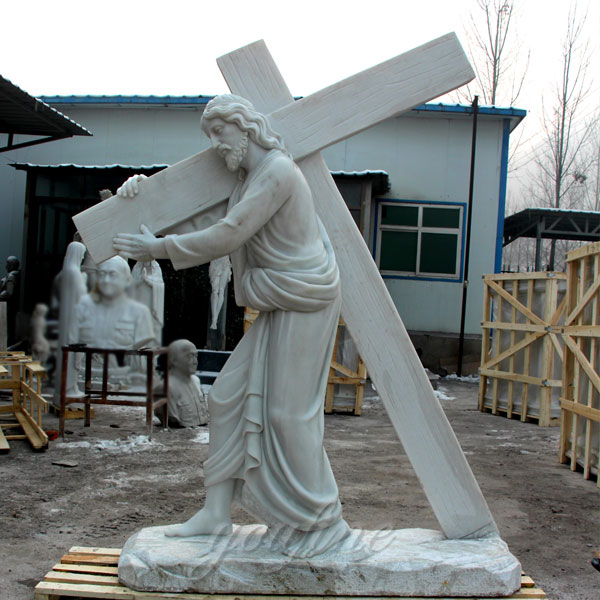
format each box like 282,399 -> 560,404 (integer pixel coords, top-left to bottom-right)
34,547 -> 548,600
48,403 -> 96,420
559,243 -> 600,485
0,355 -> 49,451
479,272 -> 566,427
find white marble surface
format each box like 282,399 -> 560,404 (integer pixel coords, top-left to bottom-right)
119,525 -> 521,596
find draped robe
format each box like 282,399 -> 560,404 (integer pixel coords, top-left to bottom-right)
163,149 -> 346,536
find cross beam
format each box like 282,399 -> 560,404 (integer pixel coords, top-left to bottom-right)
73,35 -> 498,539
218,41 -> 497,540
74,34 -> 475,264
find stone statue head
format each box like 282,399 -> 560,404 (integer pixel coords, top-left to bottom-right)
63,241 -> 86,269
168,339 -> 198,377
201,94 -> 288,171
33,303 -> 48,318
6,256 -> 19,272
96,256 -> 131,301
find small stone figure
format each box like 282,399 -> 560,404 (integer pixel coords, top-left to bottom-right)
209,256 -> 231,330
159,339 -> 208,428
30,303 -> 50,365
0,256 -> 21,345
55,242 -> 88,400
70,256 -> 154,386
131,260 -> 164,346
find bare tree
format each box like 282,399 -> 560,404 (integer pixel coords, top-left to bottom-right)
458,0 -> 529,106
531,4 -> 594,269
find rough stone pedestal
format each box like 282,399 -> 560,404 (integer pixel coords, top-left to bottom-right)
118,525 -> 521,597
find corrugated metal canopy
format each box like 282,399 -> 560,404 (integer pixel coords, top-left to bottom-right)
504,207 -> 600,245
0,75 -> 91,151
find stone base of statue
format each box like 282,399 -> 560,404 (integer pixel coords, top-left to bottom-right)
118,525 -> 521,597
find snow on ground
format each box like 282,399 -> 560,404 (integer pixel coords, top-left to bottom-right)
53,435 -> 165,453
444,373 -> 479,383
434,386 -> 455,401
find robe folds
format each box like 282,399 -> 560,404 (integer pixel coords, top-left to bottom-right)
163,150 -> 346,533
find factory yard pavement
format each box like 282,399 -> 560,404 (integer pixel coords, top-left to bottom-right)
1,379 -> 598,600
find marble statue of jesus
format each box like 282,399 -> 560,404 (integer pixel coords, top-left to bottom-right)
114,94 -> 349,558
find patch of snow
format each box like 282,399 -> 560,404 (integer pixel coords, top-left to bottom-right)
192,429 -> 210,444
435,386 -> 455,401
444,373 -> 480,383
54,435 -> 164,453
53,441 -> 92,449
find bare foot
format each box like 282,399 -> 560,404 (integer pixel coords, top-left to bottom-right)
164,508 -> 232,538
283,519 -> 350,558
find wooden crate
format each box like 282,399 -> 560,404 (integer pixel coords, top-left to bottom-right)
34,546 -> 548,600
0,353 -> 48,452
559,242 -> 600,485
479,273 -> 567,426
325,319 -> 367,416
244,310 -> 367,415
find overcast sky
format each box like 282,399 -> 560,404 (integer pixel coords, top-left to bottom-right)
2,0 -> 598,201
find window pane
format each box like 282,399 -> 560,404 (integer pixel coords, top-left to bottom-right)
381,204 -> 418,226
419,232 -> 458,275
380,230 -> 417,272
422,207 -> 460,228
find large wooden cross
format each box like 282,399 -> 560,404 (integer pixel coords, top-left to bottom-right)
74,34 -> 498,540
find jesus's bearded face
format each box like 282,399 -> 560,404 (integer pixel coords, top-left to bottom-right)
205,117 -> 249,172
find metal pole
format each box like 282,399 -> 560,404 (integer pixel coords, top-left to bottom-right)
457,96 -> 479,377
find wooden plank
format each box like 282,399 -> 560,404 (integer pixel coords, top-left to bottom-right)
486,280 -> 545,327
14,407 -> 48,450
560,398 -> 600,422
478,280 -> 491,411
0,425 -> 10,452
479,369 -> 561,388
68,546 -> 122,556
44,569 -> 119,586
565,240 -> 600,262
564,275 -> 600,325
219,39 -> 496,540
508,280 -> 518,418
562,335 -> 600,397
53,563 -> 119,576
483,272 -> 565,282
61,553 -> 120,566
75,34 -> 474,264
480,321 -> 547,333
481,332 -> 544,371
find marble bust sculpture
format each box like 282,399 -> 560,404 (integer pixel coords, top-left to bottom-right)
114,94 -> 347,558
70,256 -> 154,385
159,339 -> 208,428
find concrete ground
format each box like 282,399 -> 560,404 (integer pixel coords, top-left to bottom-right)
1,379 -> 598,599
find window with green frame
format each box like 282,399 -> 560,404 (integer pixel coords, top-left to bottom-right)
377,202 -> 463,278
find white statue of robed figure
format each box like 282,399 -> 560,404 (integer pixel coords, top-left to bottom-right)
114,94 -> 348,558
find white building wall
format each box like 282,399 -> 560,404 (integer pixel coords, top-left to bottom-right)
321,115 -> 505,335
0,104 -> 508,335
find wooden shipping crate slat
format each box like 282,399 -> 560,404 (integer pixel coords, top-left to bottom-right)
61,553 -> 120,566
69,546 -> 122,556
53,562 -> 119,575
45,569 -> 119,586
14,407 -> 48,449
0,424 -> 10,452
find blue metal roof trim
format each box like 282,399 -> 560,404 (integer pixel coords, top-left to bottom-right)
39,95 -> 214,105
412,103 -> 526,118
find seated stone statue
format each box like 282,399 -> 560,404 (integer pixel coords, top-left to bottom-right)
69,256 -> 154,386
157,339 -> 208,428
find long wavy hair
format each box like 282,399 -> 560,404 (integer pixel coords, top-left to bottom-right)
201,94 -> 289,156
